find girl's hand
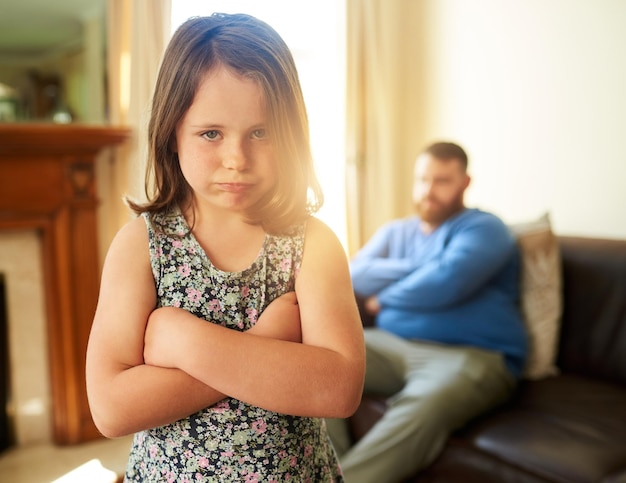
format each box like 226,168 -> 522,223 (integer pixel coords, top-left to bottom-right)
249,291 -> 301,343
144,306 -> 187,368
144,293 -> 301,370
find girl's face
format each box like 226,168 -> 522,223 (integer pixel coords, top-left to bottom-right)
175,65 -> 277,217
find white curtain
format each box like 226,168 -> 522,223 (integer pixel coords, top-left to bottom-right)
344,0 -> 426,253
97,0 -> 171,262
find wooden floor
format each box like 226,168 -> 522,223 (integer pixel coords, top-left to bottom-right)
0,435 -> 132,482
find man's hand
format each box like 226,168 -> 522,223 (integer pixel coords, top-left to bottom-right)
364,295 -> 381,316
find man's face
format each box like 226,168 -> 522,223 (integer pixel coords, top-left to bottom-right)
412,153 -> 470,225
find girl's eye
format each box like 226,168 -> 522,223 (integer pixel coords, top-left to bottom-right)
202,130 -> 220,140
252,129 -> 266,140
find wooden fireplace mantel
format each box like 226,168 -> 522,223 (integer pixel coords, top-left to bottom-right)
0,123 -> 130,444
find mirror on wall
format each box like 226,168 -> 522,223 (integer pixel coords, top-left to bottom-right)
0,0 -> 107,124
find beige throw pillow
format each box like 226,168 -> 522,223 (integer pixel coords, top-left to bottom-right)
509,214 -> 562,380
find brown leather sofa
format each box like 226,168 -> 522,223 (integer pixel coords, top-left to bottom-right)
348,236 -> 626,482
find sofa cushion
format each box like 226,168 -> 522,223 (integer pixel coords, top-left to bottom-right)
509,214 -> 562,380
557,237 -> 626,384
354,377 -> 626,483
424,374 -> 626,483
413,441 -> 552,483
349,395 -> 387,442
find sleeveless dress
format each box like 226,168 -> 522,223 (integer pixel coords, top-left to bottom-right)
124,209 -> 343,482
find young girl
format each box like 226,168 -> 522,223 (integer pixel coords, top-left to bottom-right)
85,13 -> 365,482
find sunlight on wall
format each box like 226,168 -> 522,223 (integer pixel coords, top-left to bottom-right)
171,1 -> 348,249
416,0 -> 626,239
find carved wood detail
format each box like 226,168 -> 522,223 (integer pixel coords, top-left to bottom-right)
0,123 -> 130,445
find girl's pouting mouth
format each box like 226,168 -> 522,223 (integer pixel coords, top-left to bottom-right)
217,182 -> 254,193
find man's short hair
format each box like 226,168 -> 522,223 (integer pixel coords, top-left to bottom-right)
423,142 -> 468,171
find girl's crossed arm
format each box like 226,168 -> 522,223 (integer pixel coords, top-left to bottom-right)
144,217 -> 366,418
85,217 -> 303,438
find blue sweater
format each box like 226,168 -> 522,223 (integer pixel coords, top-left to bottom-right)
351,209 -> 527,378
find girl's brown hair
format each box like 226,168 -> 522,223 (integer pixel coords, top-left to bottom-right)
127,13 -> 323,234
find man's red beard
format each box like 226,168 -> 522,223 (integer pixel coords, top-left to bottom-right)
415,196 -> 465,225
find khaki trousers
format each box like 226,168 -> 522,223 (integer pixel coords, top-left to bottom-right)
326,328 -> 516,483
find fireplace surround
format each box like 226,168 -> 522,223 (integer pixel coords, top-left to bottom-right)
0,123 -> 129,445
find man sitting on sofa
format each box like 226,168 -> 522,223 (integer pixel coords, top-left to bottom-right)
327,141 -> 528,482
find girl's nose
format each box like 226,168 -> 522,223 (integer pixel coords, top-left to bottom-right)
222,141 -> 248,171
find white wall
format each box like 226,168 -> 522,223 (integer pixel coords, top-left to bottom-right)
414,0 -> 626,239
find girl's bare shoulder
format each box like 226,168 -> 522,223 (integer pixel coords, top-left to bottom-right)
113,216 -> 148,245
300,216 -> 349,275
303,216 -> 340,243
104,215 -> 150,268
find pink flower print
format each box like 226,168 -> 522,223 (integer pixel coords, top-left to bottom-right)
245,473 -> 260,483
178,264 -> 191,277
149,444 -> 158,458
241,285 -> 250,297
198,456 -> 209,468
304,444 -> 313,457
212,400 -> 229,413
279,258 -> 292,271
208,299 -> 221,313
220,450 -> 234,458
172,239 -> 183,249
166,471 -> 176,483
290,455 -> 298,467
246,307 -> 258,324
251,418 -> 267,434
186,287 -> 201,303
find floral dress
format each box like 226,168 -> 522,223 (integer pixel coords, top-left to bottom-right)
124,209 -> 343,482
